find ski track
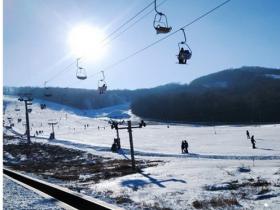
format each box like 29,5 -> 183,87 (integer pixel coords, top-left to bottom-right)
8,128 -> 280,161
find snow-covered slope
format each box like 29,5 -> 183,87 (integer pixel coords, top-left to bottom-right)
3,95 -> 280,209
4,95 -> 134,119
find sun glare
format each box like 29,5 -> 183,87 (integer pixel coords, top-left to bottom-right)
68,24 -> 107,60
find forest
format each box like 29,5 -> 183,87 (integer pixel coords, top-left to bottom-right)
4,66 -> 280,123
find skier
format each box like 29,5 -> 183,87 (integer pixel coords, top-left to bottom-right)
246,130 -> 250,139
184,140 -> 189,154
181,140 -> 189,153
251,135 -> 256,149
178,48 -> 186,64
181,140 -> 185,153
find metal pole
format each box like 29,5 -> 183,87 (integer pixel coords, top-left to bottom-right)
52,124 -> 55,139
116,125 -> 121,149
24,100 -> 31,144
49,123 -> 56,139
127,121 -> 136,170
116,126 -> 120,139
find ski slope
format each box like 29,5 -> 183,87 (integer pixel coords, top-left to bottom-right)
3,95 -> 280,209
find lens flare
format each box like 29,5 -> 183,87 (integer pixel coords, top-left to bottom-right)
68,24 -> 107,60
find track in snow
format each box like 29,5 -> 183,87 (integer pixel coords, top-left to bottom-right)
30,133 -> 280,161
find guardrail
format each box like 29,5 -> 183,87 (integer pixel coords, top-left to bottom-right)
4,168 -> 123,210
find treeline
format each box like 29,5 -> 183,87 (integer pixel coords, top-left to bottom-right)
4,87 -> 132,109
3,83 -> 182,110
5,66 -> 280,123
131,67 -> 280,123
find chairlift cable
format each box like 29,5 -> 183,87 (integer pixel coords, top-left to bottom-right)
108,0 -> 168,44
42,0 -> 158,86
47,0 -> 231,87
104,0 -> 155,41
44,60 -> 77,85
85,0 -> 231,79
72,0 -> 169,86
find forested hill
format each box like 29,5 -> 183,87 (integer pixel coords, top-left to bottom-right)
3,83 -> 183,110
131,66 -> 280,123
4,66 -> 280,123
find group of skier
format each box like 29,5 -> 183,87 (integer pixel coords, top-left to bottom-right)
179,130 -> 257,155
181,140 -> 189,154
246,130 -> 256,149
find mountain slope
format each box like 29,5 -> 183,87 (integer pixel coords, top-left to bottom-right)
4,66 -> 280,123
131,66 -> 280,123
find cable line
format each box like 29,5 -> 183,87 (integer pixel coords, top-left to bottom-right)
108,0 -> 168,44
43,0 -> 157,85
104,0 -> 154,41
45,60 -> 77,85
72,0 -> 169,85
86,0 -> 232,79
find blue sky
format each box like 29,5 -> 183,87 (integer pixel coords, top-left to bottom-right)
4,0 -> 280,90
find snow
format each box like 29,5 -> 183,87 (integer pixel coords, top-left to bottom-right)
265,74 -> 280,79
3,177 -> 63,210
33,98 -> 131,119
3,95 -> 280,209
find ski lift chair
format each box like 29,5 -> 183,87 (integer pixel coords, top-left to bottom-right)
154,13 -> 172,34
44,89 -> 52,97
98,81 -> 107,94
76,58 -> 87,80
76,67 -> 87,80
177,29 -> 192,64
98,71 -> 107,94
44,82 -> 52,97
153,0 -> 172,34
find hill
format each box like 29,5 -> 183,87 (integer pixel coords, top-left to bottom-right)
4,66 -> 280,123
131,66 -> 280,123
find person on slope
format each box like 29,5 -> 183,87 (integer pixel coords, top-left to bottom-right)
184,140 -> 189,154
251,135 -> 256,149
246,130 -> 250,139
181,140 -> 189,154
181,140 -> 185,153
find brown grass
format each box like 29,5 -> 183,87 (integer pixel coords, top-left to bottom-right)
192,196 -> 240,209
3,142 -> 160,182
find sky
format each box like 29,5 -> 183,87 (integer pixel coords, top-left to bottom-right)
3,0 -> 280,90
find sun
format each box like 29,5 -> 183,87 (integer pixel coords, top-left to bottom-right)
68,24 -> 107,60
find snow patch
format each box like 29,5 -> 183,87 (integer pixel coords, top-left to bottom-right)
265,74 -> 280,79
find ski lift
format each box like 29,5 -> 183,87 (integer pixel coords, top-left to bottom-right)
153,0 -> 172,34
76,58 -> 87,80
28,108 -> 32,113
98,71 -> 107,94
177,28 -> 192,64
44,82 -> 52,97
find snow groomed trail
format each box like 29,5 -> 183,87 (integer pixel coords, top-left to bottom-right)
16,132 -> 280,161
47,140 -> 280,160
